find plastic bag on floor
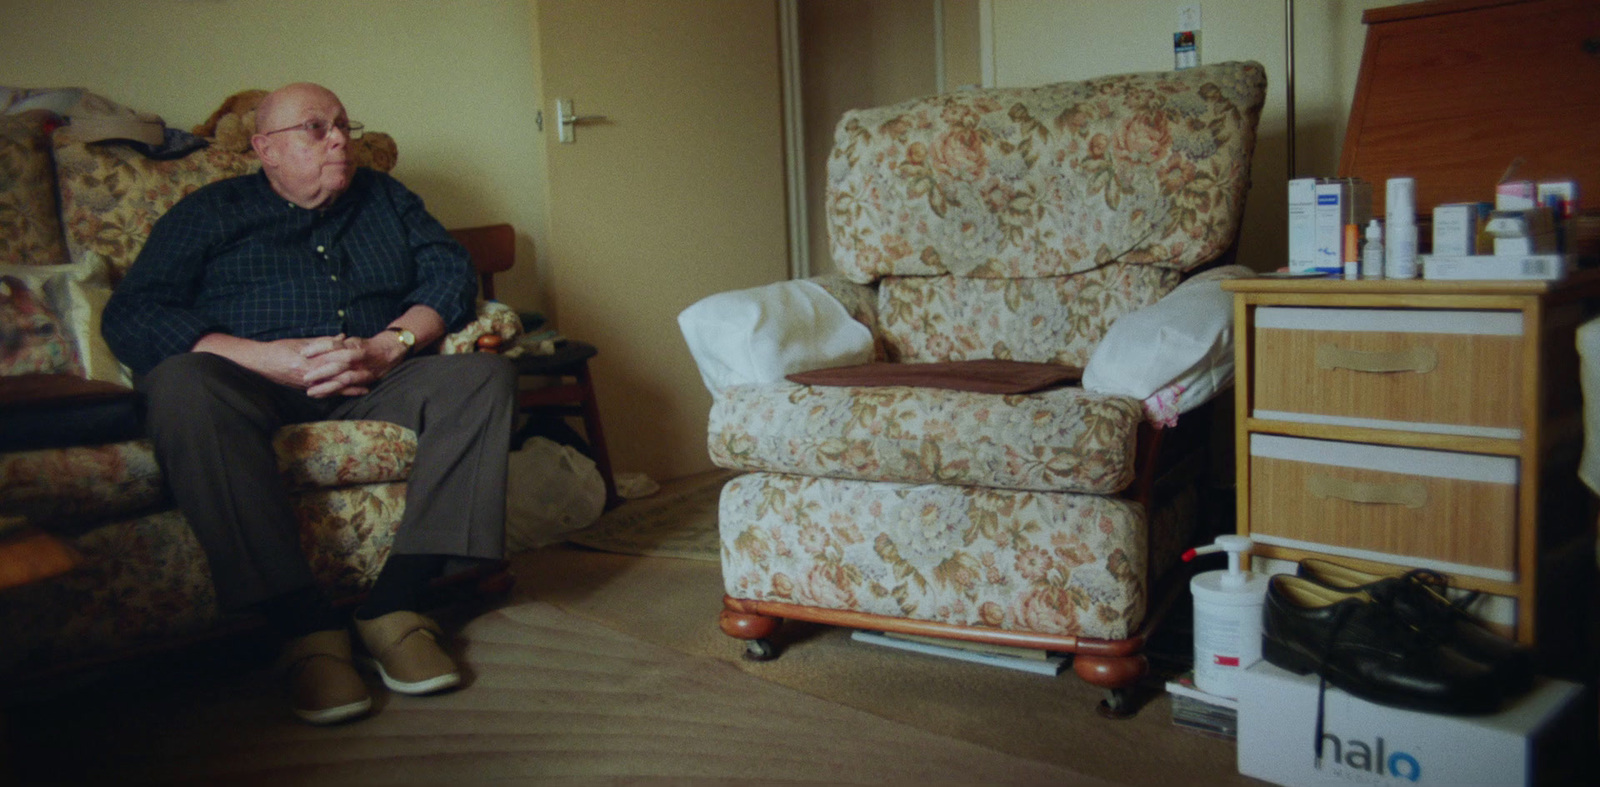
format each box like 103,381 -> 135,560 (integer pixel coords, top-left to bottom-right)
505,436 -> 607,553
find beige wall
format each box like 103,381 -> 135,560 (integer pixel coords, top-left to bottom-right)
799,1 -> 939,276
988,0 -> 1402,272
0,0 -> 551,315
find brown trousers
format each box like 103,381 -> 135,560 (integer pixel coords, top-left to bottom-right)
140,351 -> 517,610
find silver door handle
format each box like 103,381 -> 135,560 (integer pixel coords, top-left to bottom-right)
555,99 -> 607,143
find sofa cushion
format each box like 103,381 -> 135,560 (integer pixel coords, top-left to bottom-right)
0,441 -> 167,533
0,254 -> 126,384
0,484 -> 403,673
274,420 -> 417,490
52,130 -> 260,279
876,265 -> 1180,366
708,381 -> 1143,494
0,110 -> 69,267
0,267 -> 81,376
826,61 -> 1267,284
719,472 -> 1148,640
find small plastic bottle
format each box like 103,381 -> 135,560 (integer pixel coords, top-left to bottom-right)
1362,219 -> 1384,279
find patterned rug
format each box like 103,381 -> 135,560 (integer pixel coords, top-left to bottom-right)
564,469 -> 733,562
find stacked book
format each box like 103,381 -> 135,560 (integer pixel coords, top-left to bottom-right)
1165,671 -> 1237,740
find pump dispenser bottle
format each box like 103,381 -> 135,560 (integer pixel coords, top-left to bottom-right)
1385,177 -> 1418,279
1184,535 -> 1269,699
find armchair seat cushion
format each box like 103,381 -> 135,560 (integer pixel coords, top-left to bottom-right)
1,420 -> 417,532
720,472 -> 1148,640
708,381 -> 1143,494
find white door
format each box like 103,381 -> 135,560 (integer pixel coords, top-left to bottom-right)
538,0 -> 790,482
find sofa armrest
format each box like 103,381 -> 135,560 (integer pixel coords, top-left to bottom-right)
678,278 -> 875,396
1082,264 -> 1252,421
438,300 -> 524,355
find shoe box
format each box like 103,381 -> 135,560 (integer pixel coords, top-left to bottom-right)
1236,661 -> 1589,786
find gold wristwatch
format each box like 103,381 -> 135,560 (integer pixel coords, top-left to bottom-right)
385,326 -> 416,353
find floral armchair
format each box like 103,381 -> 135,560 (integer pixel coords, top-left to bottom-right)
686,62 -> 1266,715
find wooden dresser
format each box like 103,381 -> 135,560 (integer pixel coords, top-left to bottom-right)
1224,275 -> 1599,658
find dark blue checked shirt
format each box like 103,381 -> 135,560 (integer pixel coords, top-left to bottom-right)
103,168 -> 476,376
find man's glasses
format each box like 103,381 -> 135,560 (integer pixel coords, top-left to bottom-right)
258,118 -> 364,141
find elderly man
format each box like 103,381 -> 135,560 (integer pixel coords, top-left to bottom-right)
103,83 -> 516,725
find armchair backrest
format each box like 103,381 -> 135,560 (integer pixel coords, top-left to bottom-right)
825,61 -> 1266,366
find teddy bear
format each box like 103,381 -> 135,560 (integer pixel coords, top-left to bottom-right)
191,89 -> 265,153
192,88 -> 398,172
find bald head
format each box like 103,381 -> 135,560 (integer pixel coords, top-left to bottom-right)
256,83 -> 340,136
250,82 -> 355,209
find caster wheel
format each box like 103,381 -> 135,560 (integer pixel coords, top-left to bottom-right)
1095,687 -> 1136,720
743,639 -> 777,662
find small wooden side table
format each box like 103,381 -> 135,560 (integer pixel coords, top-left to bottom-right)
1223,272 -> 1600,654
509,340 -> 620,509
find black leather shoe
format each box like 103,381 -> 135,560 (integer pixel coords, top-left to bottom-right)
1262,575 -> 1504,715
1296,558 -> 1534,697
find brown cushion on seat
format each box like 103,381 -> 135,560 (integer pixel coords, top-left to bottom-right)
786,359 -> 1081,395
0,373 -> 134,408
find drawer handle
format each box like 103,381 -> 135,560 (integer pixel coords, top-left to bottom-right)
1307,475 -> 1427,509
1315,344 -> 1438,374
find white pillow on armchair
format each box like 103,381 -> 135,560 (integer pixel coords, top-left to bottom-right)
1082,265 -> 1252,419
678,279 -> 873,396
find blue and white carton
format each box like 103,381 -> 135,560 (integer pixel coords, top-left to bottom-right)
1236,660 -> 1583,787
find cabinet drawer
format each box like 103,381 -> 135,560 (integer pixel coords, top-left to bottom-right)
1253,307 -> 1523,438
1249,435 -> 1518,581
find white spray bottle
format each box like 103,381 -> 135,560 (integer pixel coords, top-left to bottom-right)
1183,535 -> 1269,699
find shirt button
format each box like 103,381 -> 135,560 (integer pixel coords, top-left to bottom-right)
330,275 -> 338,282
337,309 -> 345,317
316,245 -> 325,253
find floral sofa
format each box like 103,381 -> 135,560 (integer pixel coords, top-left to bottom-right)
682,62 -> 1266,715
0,90 -> 521,677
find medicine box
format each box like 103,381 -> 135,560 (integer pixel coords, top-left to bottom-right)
1423,254 -> 1570,282
1432,203 -> 1479,256
1497,180 -> 1538,210
1312,179 -> 1371,274
1287,178 -> 1318,273
1236,661 -> 1586,787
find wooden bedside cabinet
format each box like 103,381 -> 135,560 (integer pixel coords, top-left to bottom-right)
1222,274 -> 1600,652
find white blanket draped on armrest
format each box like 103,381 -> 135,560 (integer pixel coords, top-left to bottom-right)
1577,317 -> 1600,498
1082,265 -> 1252,420
678,279 -> 874,396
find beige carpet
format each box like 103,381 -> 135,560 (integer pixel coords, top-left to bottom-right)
5,597 -> 1098,786
512,546 -> 1254,787
3,478 -> 1255,786
566,470 -> 730,561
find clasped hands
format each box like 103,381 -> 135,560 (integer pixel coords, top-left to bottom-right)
280,333 -> 407,398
